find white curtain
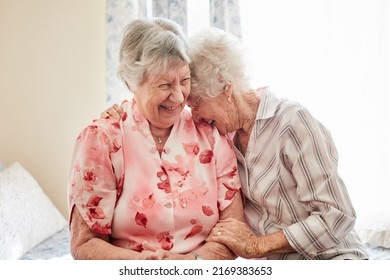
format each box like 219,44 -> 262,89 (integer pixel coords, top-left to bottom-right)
210,0 -> 241,38
106,0 -> 149,104
240,0 -> 390,221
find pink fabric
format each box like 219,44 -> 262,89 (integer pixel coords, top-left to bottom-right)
68,99 -> 241,253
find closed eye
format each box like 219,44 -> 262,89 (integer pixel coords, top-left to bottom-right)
158,84 -> 170,90
180,77 -> 191,86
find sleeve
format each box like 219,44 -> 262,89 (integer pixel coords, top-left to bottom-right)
281,107 -> 357,257
212,128 -> 242,211
67,120 -> 123,235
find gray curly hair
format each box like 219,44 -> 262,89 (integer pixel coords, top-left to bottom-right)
117,18 -> 190,92
188,28 -> 252,98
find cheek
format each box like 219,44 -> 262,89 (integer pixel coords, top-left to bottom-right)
182,85 -> 191,99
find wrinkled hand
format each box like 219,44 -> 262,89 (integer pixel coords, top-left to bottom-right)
206,218 -> 260,259
100,103 -> 124,120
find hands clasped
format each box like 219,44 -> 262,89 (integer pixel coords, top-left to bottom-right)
207,218 -> 260,259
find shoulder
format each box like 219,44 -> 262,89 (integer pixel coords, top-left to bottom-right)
268,94 -> 311,127
75,117 -> 123,154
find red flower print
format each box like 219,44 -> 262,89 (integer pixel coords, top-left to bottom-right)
88,125 -> 99,132
157,180 -> 171,193
202,205 -> 214,216
112,140 -> 121,153
83,170 -> 97,183
121,112 -> 128,121
86,195 -> 102,207
87,207 -> 106,220
91,221 -> 111,235
134,244 -> 143,252
135,212 -> 147,228
185,224 -> 203,240
157,231 -> 174,250
226,166 -> 238,178
223,183 -> 239,200
199,149 -> 213,164
182,143 -> 200,156
111,122 -> 120,129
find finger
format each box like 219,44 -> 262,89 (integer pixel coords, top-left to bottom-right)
112,104 -> 125,119
112,103 -> 123,114
106,108 -> 121,119
100,111 -> 110,119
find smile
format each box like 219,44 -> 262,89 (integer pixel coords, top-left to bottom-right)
160,105 -> 180,111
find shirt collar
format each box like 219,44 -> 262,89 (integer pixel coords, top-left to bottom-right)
254,87 -> 279,137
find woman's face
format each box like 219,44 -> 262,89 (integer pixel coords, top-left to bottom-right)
187,93 -> 236,136
134,64 -> 191,129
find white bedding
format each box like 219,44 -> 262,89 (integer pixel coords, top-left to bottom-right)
366,246 -> 390,260
20,226 -> 72,260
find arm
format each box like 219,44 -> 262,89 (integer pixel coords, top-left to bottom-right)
207,218 -> 294,259
281,107 -> 357,257
70,207 -> 165,260
68,121 -> 167,260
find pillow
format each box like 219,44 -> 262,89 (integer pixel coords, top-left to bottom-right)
0,162 -> 67,259
357,212 -> 390,249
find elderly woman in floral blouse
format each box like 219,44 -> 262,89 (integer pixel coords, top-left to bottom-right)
67,18 -> 243,260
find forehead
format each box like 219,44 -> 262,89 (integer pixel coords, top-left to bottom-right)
149,64 -> 190,81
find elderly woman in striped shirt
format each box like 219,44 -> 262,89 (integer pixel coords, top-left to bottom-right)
185,28 -> 368,260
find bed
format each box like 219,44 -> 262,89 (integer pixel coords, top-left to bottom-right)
0,161 -> 389,260
356,212 -> 390,260
0,162 -> 71,260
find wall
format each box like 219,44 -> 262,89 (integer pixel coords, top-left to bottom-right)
0,0 -> 106,218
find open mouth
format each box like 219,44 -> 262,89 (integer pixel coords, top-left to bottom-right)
160,104 -> 180,112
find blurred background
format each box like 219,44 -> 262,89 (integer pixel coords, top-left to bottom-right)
0,0 -> 388,223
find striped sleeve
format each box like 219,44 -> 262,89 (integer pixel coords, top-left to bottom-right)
282,107 -> 357,257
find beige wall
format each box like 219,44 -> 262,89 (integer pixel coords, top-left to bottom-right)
0,0 -> 106,218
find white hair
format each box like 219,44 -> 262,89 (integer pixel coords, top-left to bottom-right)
188,28 -> 252,98
117,18 -> 190,92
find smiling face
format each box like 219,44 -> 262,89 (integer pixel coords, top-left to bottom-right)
134,64 -> 191,129
187,92 -> 237,136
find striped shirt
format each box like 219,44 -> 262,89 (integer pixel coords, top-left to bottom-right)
234,88 -> 368,259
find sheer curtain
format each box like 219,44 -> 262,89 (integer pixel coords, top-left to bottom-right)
240,0 -> 390,221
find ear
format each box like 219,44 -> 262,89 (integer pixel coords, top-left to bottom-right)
222,83 -> 233,103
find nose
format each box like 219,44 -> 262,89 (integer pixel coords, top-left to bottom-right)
169,85 -> 185,104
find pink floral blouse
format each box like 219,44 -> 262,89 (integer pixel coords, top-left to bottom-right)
68,99 -> 241,254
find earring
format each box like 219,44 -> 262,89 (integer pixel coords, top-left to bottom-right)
227,95 -> 233,104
